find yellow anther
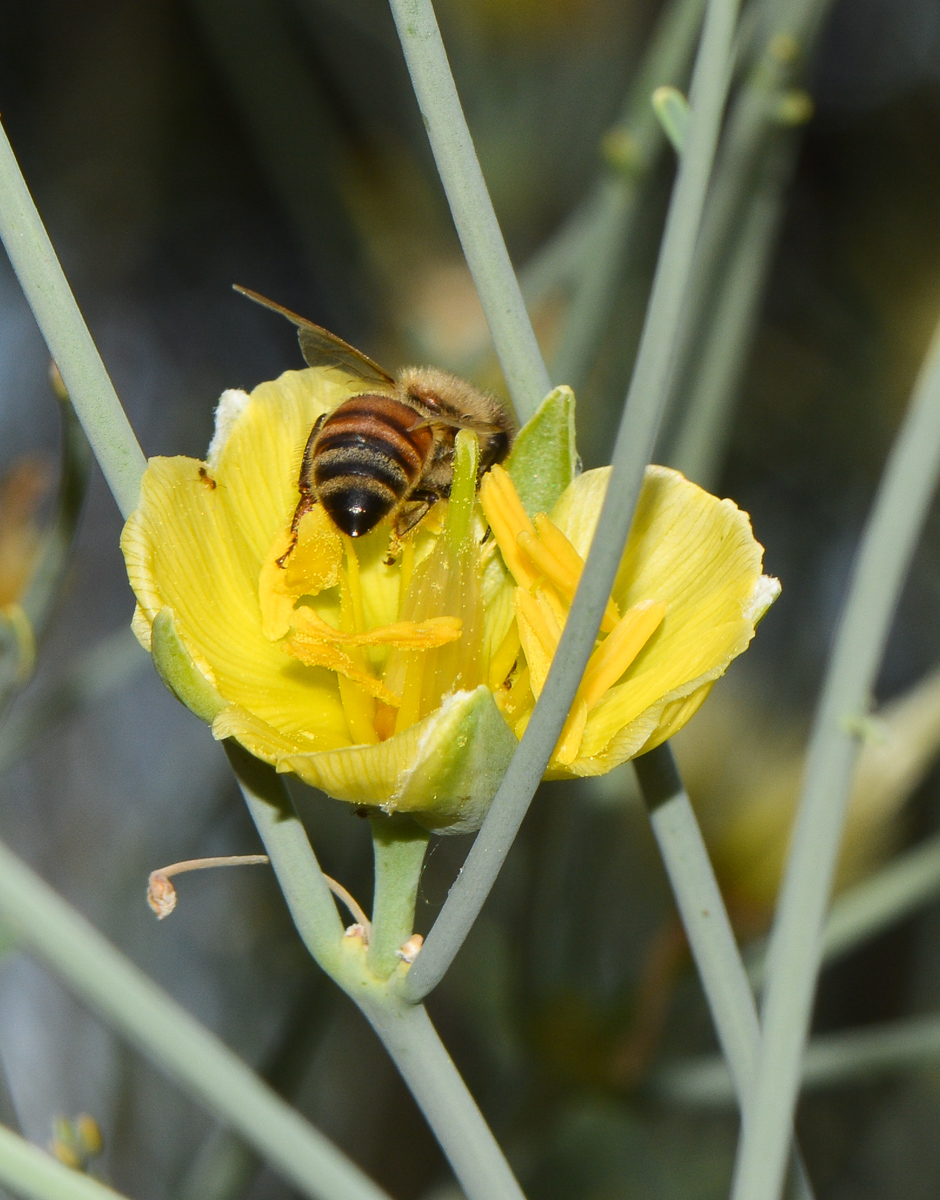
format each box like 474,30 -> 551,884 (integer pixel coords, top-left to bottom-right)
479,466 -> 539,589
552,600 -> 666,765
488,619 -> 521,690
581,600 -> 666,711
553,698 -> 588,766
531,514 -> 620,632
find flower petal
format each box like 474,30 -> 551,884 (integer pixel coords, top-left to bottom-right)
279,685 -> 518,833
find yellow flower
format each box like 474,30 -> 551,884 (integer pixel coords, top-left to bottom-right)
122,369 -> 778,833
479,462 -> 780,776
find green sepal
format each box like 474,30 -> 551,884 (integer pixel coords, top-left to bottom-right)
151,607 -> 226,723
394,686 -> 518,835
505,385 -> 578,517
279,685 -> 518,836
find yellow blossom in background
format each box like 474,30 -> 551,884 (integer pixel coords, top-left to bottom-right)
677,667 -> 940,921
122,368 -> 778,833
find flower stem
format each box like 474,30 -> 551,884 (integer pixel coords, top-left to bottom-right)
731,311 -> 940,1200
745,826 -> 940,987
633,745 -> 814,1200
230,751 -> 523,1199
364,1001 -> 526,1200
0,119 -> 145,519
666,139 -> 794,488
0,834 -> 392,1200
0,1122 -> 130,1200
656,1012 -> 940,1105
226,742 -> 346,976
385,0 -> 550,423
549,0 -> 706,391
403,0 -> 743,1005
367,816 -> 429,979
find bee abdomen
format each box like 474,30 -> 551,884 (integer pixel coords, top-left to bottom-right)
311,395 -> 434,537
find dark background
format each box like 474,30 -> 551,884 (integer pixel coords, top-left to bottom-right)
2,0 -> 940,1197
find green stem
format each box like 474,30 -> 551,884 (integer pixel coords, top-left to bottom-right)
403,0 -> 743,1005
661,0 -> 833,449
386,0 -> 550,423
0,1122 -> 130,1200
633,747 -> 814,1200
367,816 -> 429,979
365,1002 -> 526,1200
0,119 -> 145,520
549,0 -> 706,392
226,742 -> 346,976
731,310 -> 940,1200
656,1012 -> 940,1105
666,139 -> 793,487
0,836 -> 391,1200
746,828 -> 940,987
231,754 -> 524,1200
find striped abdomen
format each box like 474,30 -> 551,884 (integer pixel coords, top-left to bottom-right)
309,394 -> 437,537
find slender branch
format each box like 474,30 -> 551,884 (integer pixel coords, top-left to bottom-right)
225,742 -> 346,976
633,746 -> 814,1200
731,314 -> 940,1200
655,1011 -> 940,1105
0,836 -> 392,1200
666,139 -> 794,487
549,0 -> 706,391
746,828 -> 940,986
403,0 -> 744,1004
230,751 -> 524,1199
662,0 -> 834,448
365,1002 -> 526,1200
386,0 -> 551,422
0,119 -> 145,520
0,1122 -> 130,1200
367,817 -> 429,979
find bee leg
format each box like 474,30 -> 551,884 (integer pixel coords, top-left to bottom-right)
394,493 -> 437,541
276,417 -> 325,568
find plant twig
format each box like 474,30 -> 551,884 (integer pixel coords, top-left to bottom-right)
230,747 -> 526,1200
655,1011 -> 940,1105
0,119 -> 145,519
549,0 -> 706,391
386,0 -> 551,422
0,835 -> 392,1200
403,0 -> 744,1004
731,309 -> 940,1200
634,745 -> 814,1200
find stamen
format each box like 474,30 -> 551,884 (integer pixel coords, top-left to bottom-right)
580,600 -> 666,710
479,466 -> 540,589
552,601 -> 666,766
146,856 -> 371,936
488,620 -> 521,690
292,608 -> 462,649
525,516 -> 620,632
553,699 -> 588,765
398,538 -> 415,615
147,855 -> 270,918
343,537 -> 367,633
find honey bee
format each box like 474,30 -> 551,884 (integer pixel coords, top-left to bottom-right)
235,286 -> 515,545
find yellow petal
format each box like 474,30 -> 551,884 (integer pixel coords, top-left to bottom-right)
279,686 -> 518,833
542,465 -> 778,774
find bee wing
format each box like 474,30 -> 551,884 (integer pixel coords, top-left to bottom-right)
234,285 -> 395,387
414,414 -> 509,436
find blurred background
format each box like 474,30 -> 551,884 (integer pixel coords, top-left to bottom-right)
3,0 -> 940,1196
